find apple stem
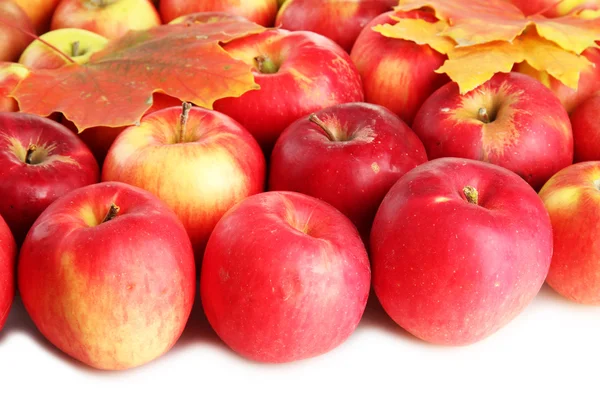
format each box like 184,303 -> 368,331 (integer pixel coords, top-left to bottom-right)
72,41 -> 81,57
178,102 -> 192,143
25,144 -> 37,165
101,203 -> 120,223
478,108 -> 490,124
308,113 -> 337,141
254,56 -> 278,74
463,186 -> 479,205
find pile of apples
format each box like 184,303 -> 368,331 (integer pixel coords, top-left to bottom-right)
1,0 -> 600,371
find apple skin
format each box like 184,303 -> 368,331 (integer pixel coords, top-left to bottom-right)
51,0 -> 161,40
539,162 -> 600,304
0,0 -> 34,62
201,191 -> 371,363
168,11 -> 250,25
19,28 -> 108,70
102,106 -> 266,261
571,94 -> 600,162
213,29 -> 364,152
275,0 -> 396,53
0,112 -> 99,245
412,72 -> 573,191
18,181 -> 196,370
160,0 -> 278,26
350,11 -> 449,125
12,0 -> 60,33
371,157 -> 553,345
269,102 -> 427,242
0,62 -> 29,112
0,215 -> 16,332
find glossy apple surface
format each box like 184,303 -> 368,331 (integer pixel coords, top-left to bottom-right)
350,11 -> 448,125
51,0 -> 161,40
168,11 -> 249,25
0,62 -> 28,112
0,112 -> 99,244
0,215 -> 16,332
269,102 -> 427,241
275,0 -> 396,52
412,72 -> 573,190
213,29 -> 364,152
201,191 -> 371,363
102,105 -> 266,260
0,0 -> 34,62
371,157 -> 553,345
571,94 -> 600,162
18,181 -> 196,370
160,0 -> 278,26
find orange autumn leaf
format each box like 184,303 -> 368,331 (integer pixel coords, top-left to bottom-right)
11,19 -> 266,132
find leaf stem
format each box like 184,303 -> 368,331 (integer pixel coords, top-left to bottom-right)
309,113 -> 336,141
178,102 -> 192,143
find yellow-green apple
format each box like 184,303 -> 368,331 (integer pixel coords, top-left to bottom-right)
19,28 -> 108,69
18,181 -> 196,370
201,191 -> 371,363
0,112 -> 99,244
269,102 -> 427,242
570,94 -> 600,162
12,0 -> 60,33
168,11 -> 250,25
102,104 -> 266,260
213,29 -> 364,152
539,162 -> 600,304
0,215 -> 16,332
0,0 -> 34,62
160,0 -> 278,26
0,62 -> 28,112
350,11 -> 449,125
275,0 -> 396,53
412,72 -> 573,190
51,0 -> 161,40
371,157 -> 553,345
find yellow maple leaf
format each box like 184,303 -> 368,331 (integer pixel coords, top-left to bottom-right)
373,17 -> 455,54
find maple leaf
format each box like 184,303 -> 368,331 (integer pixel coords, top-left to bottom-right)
11,19 -> 266,131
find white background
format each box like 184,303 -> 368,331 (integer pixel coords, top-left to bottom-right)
0,284 -> 598,399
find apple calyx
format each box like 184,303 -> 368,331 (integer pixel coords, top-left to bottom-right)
254,56 -> 279,74
101,203 -> 120,223
463,186 -> 479,205
478,108 -> 491,124
177,102 -> 193,143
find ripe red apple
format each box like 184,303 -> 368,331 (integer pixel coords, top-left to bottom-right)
539,162 -> 600,304
18,181 -> 196,370
168,11 -> 250,25
570,94 -> 600,162
412,72 -> 573,190
12,0 -> 60,33
371,157 -> 553,345
0,62 -> 28,112
0,215 -> 16,332
159,0 -> 278,26
213,29 -> 364,152
102,104 -> 266,260
51,0 -> 161,40
275,0 -> 396,53
201,191 -> 371,363
19,28 -> 108,70
0,112 -> 99,245
269,102 -> 427,242
0,0 -> 34,62
350,11 -> 449,125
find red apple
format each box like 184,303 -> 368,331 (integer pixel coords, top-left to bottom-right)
0,112 -> 99,245
570,94 -> 600,162
275,0 -> 396,53
12,0 -> 60,33
371,157 -> 553,345
412,72 -> 573,190
51,0 -> 161,40
18,181 -> 196,370
0,62 -> 29,112
102,104 -> 266,260
539,162 -> 600,304
201,191 -> 371,363
159,0 -> 278,26
0,215 -> 16,332
168,11 -> 250,25
0,0 -> 34,62
213,29 -> 364,152
269,102 -> 427,242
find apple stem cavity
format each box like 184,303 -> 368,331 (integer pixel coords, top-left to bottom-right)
25,144 -> 37,165
101,203 -> 120,223
309,113 -> 337,141
254,56 -> 279,74
478,108 -> 490,124
178,102 -> 192,143
463,186 -> 479,205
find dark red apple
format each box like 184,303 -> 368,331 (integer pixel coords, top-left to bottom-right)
569,93 -> 600,162
0,214 -> 16,332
